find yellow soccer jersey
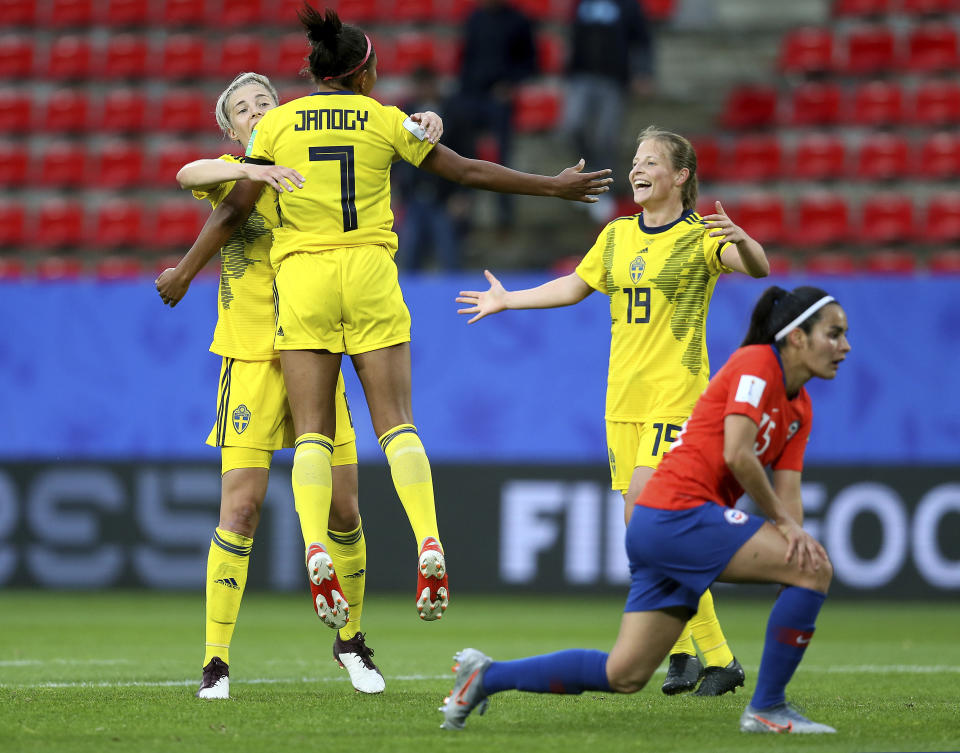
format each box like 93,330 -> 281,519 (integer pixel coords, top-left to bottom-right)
575,209 -> 733,422
245,91 -> 435,264
192,154 -> 279,361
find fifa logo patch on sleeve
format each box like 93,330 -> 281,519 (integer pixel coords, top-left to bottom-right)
734,374 -> 766,408
245,129 -> 257,156
232,404 -> 251,434
402,116 -> 428,141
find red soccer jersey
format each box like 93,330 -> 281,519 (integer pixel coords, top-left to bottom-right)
638,345 -> 813,511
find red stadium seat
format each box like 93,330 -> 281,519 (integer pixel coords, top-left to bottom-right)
159,90 -> 212,133
690,137 -> 720,182
905,24 -> 959,73
642,0 -> 676,21
43,35 -> 94,80
765,253 -> 793,275
849,80 -> 903,126
99,88 -> 146,132
720,85 -> 778,130
95,256 -> 145,280
855,133 -> 908,180
0,35 -> 35,77
864,249 -> 916,274
729,135 -> 782,182
913,80 -> 960,126
45,0 -> 94,26
217,35 -> 264,78
513,85 -> 562,132
153,143 -> 206,187
41,89 -> 91,132
95,141 -> 144,188
160,0 -> 207,25
859,193 -> 914,245
218,0 -> 262,26
148,201 -> 206,249
917,132 -> 960,179
392,33 -> 439,75
392,0 -> 435,22
101,34 -> 148,79
0,202 -> 26,246
0,90 -> 31,132
779,27 -> 835,75
98,0 -> 150,25
736,194 -> 786,246
434,0 -> 474,21
832,0 -> 890,15
787,82 -> 842,126
922,194 -> 960,244
790,133 -> 847,180
802,252 -> 858,275
272,32 -> 311,78
538,33 -> 565,75
0,142 -> 27,186
0,257 -> 25,279
90,200 -> 144,249
794,193 -> 851,248
901,0 -> 959,13
325,0 -> 379,23
841,25 -> 897,75
928,249 -> 960,274
0,0 -> 37,25
32,200 -> 84,249
39,141 -> 88,187
161,34 -> 208,80
515,0 -> 563,20
35,256 -> 84,279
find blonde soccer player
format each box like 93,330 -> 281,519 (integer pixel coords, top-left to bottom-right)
456,126 -> 770,696
243,5 -> 613,624
156,72 -> 444,698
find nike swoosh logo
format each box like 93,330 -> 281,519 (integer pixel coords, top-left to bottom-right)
756,715 -> 793,733
797,636 -> 810,644
455,669 -> 481,706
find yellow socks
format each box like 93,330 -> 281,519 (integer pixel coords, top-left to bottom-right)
327,521 -> 366,641
670,628 -> 697,657
292,433 -> 334,553
688,589 -> 735,668
379,424 -> 440,550
203,527 -> 253,666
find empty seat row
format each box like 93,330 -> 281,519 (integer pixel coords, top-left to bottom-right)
721,80 -> 960,130
0,254 -> 220,280
780,23 -> 960,75
834,0 -> 960,17
694,192 -> 960,247
692,131 -> 960,182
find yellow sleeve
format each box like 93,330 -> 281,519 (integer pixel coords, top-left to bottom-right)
245,109 -> 275,163
702,228 -> 734,276
575,226 -> 613,294
389,107 -> 435,167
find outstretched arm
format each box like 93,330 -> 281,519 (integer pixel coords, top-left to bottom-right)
456,270 -> 593,324
418,144 -> 613,203
705,201 -> 770,278
155,180 -> 261,307
176,159 -> 304,193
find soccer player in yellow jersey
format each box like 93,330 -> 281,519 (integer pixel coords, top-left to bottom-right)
456,126 -> 770,696
156,71 -> 444,698
244,5 -> 613,623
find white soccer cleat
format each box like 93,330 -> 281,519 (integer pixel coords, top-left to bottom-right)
440,648 -> 492,730
196,657 -> 229,700
334,632 -> 385,694
307,543 -> 349,630
740,702 -> 836,734
416,537 -> 449,621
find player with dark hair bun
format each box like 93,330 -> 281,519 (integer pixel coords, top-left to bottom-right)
442,287 -> 850,735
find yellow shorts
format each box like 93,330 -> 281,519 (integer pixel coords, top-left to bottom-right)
273,245 -> 411,355
606,417 -> 687,491
207,357 -> 357,466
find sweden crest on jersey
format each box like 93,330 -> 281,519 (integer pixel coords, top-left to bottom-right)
629,253 -> 646,284
233,404 -> 252,434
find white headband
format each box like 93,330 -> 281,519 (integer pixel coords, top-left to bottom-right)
775,296 -> 835,342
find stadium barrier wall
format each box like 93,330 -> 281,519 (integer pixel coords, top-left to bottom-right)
1,462 -> 957,599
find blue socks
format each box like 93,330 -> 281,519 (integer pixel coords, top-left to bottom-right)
482,649 -> 611,695
751,586 -> 826,710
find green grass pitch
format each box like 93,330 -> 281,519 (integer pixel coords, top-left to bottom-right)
1,592 -> 958,753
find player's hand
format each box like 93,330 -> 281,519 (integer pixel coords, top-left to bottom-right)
777,519 -> 828,572
240,163 -> 304,193
410,111 -> 443,144
456,269 -> 508,324
702,201 -> 749,244
553,159 -> 613,203
155,267 -> 190,307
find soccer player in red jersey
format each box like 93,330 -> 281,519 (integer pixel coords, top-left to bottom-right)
440,285 -> 850,734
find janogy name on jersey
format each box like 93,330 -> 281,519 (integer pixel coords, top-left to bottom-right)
294,108 -> 369,131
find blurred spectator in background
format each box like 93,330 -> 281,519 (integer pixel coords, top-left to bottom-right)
561,0 -> 655,221
394,68 -> 469,272
446,0 -> 538,228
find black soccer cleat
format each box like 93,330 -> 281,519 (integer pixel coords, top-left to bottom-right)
196,656 -> 229,699
694,657 -> 745,696
661,653 -> 703,695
